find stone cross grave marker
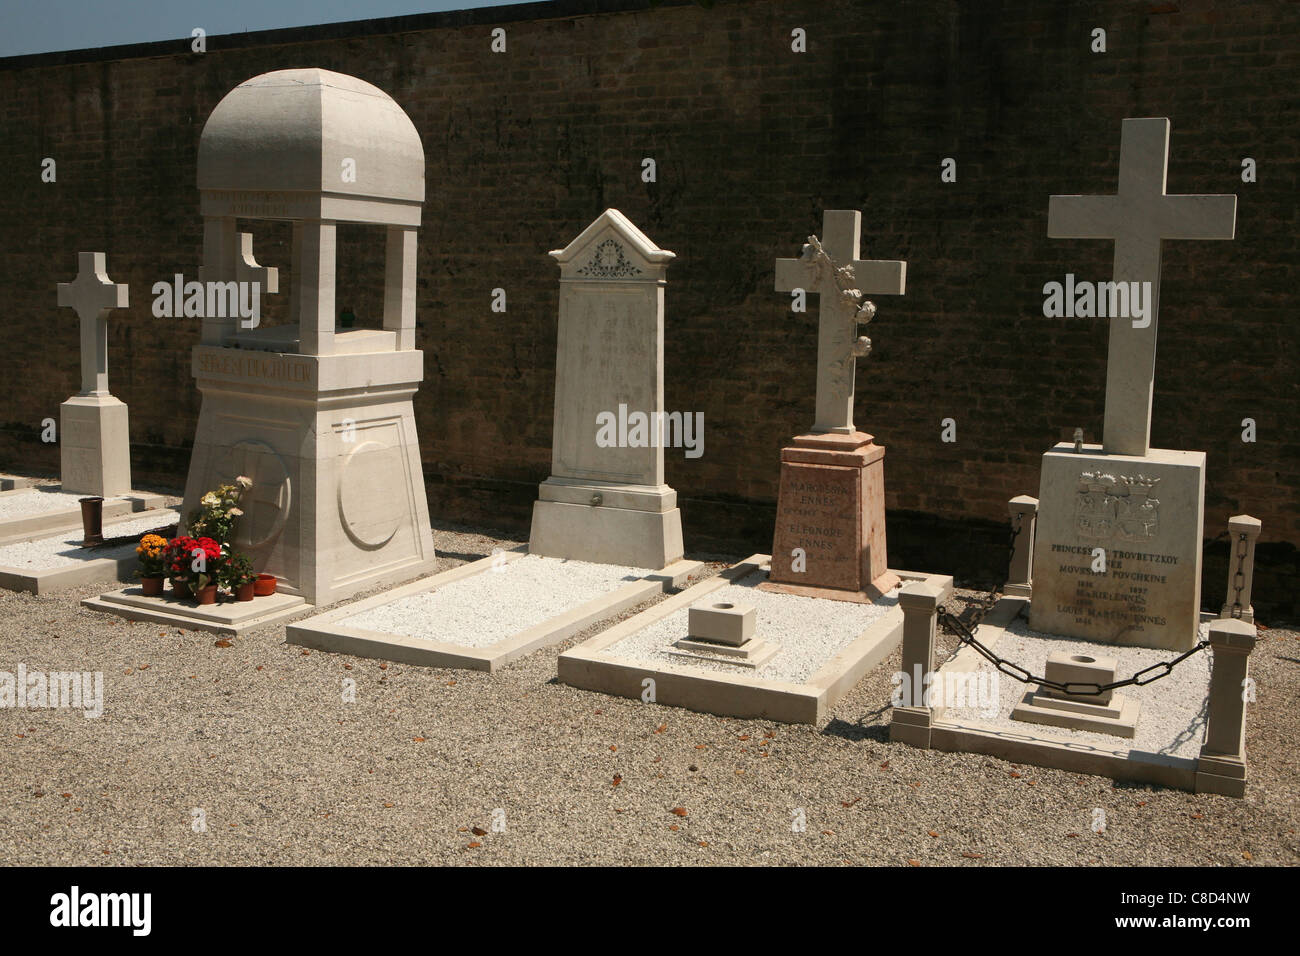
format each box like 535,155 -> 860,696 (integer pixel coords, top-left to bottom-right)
1030,118 -> 1237,651
57,251 -> 129,397
1048,117 -> 1236,457
55,252 -> 132,496
774,210 -> 905,435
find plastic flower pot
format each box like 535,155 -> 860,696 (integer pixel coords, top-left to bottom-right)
171,579 -> 192,599
140,576 -> 165,597
235,581 -> 256,602
253,573 -> 278,597
79,497 -> 104,547
195,584 -> 218,606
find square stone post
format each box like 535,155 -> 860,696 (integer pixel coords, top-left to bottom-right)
289,221 -> 304,327
199,216 -> 239,345
1220,515 -> 1262,623
298,220 -> 337,356
1004,495 -> 1038,598
383,225 -> 418,351
1195,618 -> 1257,797
890,581 -> 942,748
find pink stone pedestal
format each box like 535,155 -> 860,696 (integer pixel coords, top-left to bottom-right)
760,431 -> 899,603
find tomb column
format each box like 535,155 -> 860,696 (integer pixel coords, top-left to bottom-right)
1004,496 -> 1038,598
1220,515 -> 1262,623
1195,618 -> 1256,796
297,219 -> 337,356
199,216 -> 239,345
383,225 -> 418,351
890,581 -> 942,748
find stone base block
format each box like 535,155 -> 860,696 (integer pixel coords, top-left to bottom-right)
667,635 -> 780,669
60,394 -> 132,497
1011,689 -> 1141,738
83,586 -> 310,637
766,431 -> 895,600
1195,754 -> 1248,797
0,476 -> 31,492
529,498 -> 684,570
1028,443 -> 1204,651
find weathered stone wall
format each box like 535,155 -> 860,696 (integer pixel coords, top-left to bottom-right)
1,0 -> 1295,617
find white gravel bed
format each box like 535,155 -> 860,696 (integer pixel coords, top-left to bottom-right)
939,618 -> 1212,758
604,570 -> 900,684
0,512 -> 178,571
0,487 -> 135,520
338,554 -> 654,649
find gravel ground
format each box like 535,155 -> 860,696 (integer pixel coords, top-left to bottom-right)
339,554 -> 653,649
0,520 -> 1296,867
606,570 -> 899,683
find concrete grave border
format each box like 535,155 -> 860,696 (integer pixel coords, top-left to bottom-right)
0,490 -> 166,544
286,546 -> 704,672
0,476 -> 32,492
557,554 -> 952,725
892,594 -> 1247,796
0,507 -> 178,595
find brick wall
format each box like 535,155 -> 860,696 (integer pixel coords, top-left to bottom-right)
1,0 -> 1296,618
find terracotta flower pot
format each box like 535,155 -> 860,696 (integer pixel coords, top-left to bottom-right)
171,579 -> 192,599
235,581 -> 256,602
195,584 -> 218,606
140,576 -> 164,597
253,574 -> 277,597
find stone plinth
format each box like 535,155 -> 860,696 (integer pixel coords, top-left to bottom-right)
59,394 -> 131,497
181,345 -> 435,607
762,431 -> 898,602
1029,442 -> 1204,651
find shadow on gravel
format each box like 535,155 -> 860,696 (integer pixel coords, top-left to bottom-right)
436,550 -> 492,564
822,709 -> 892,743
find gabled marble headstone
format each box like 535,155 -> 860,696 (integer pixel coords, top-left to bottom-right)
1029,118 -> 1236,651
528,209 -> 685,569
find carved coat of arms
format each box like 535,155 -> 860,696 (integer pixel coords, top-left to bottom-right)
1074,471 -> 1160,542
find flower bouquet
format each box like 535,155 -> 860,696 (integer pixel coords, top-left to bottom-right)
135,533 -> 168,596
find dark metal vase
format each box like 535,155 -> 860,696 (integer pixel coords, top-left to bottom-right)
79,497 -> 104,547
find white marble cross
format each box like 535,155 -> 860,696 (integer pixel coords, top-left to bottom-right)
1048,117 -> 1236,457
775,210 -> 906,435
56,252 -> 129,396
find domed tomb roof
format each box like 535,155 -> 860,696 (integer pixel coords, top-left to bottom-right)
198,69 -> 424,224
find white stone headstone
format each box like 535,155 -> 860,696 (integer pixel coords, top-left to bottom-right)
529,209 -> 685,569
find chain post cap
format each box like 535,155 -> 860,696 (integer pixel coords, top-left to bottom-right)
1207,618 -> 1257,653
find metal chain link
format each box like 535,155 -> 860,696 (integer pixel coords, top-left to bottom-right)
1230,532 -> 1248,619
936,511 -> 1209,696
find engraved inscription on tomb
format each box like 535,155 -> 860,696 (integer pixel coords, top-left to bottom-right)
770,465 -> 859,590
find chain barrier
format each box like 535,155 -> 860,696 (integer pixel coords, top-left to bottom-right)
1230,531 -> 1247,619
936,511 -> 1210,697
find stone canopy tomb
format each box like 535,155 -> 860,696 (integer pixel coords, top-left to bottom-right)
182,68 -> 436,607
